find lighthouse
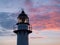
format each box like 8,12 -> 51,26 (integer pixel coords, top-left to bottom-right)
13,10 -> 32,45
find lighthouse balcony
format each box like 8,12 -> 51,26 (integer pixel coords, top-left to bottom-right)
13,25 -> 32,33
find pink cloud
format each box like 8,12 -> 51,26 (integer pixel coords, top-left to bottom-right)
28,7 -> 60,30
24,0 -> 60,30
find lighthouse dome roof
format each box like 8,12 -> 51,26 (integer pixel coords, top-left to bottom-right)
17,10 -> 29,19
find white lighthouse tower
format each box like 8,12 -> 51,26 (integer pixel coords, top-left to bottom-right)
13,10 -> 32,45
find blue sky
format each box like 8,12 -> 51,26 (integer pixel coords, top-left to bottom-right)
0,0 -> 60,12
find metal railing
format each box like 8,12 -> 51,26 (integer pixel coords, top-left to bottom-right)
13,25 -> 18,30
13,24 -> 32,31
28,25 -> 32,31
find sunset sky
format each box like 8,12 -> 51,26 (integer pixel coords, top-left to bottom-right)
0,0 -> 60,45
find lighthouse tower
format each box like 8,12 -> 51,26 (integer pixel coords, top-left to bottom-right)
13,10 -> 32,45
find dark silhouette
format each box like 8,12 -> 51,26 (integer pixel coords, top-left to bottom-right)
13,10 -> 32,45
